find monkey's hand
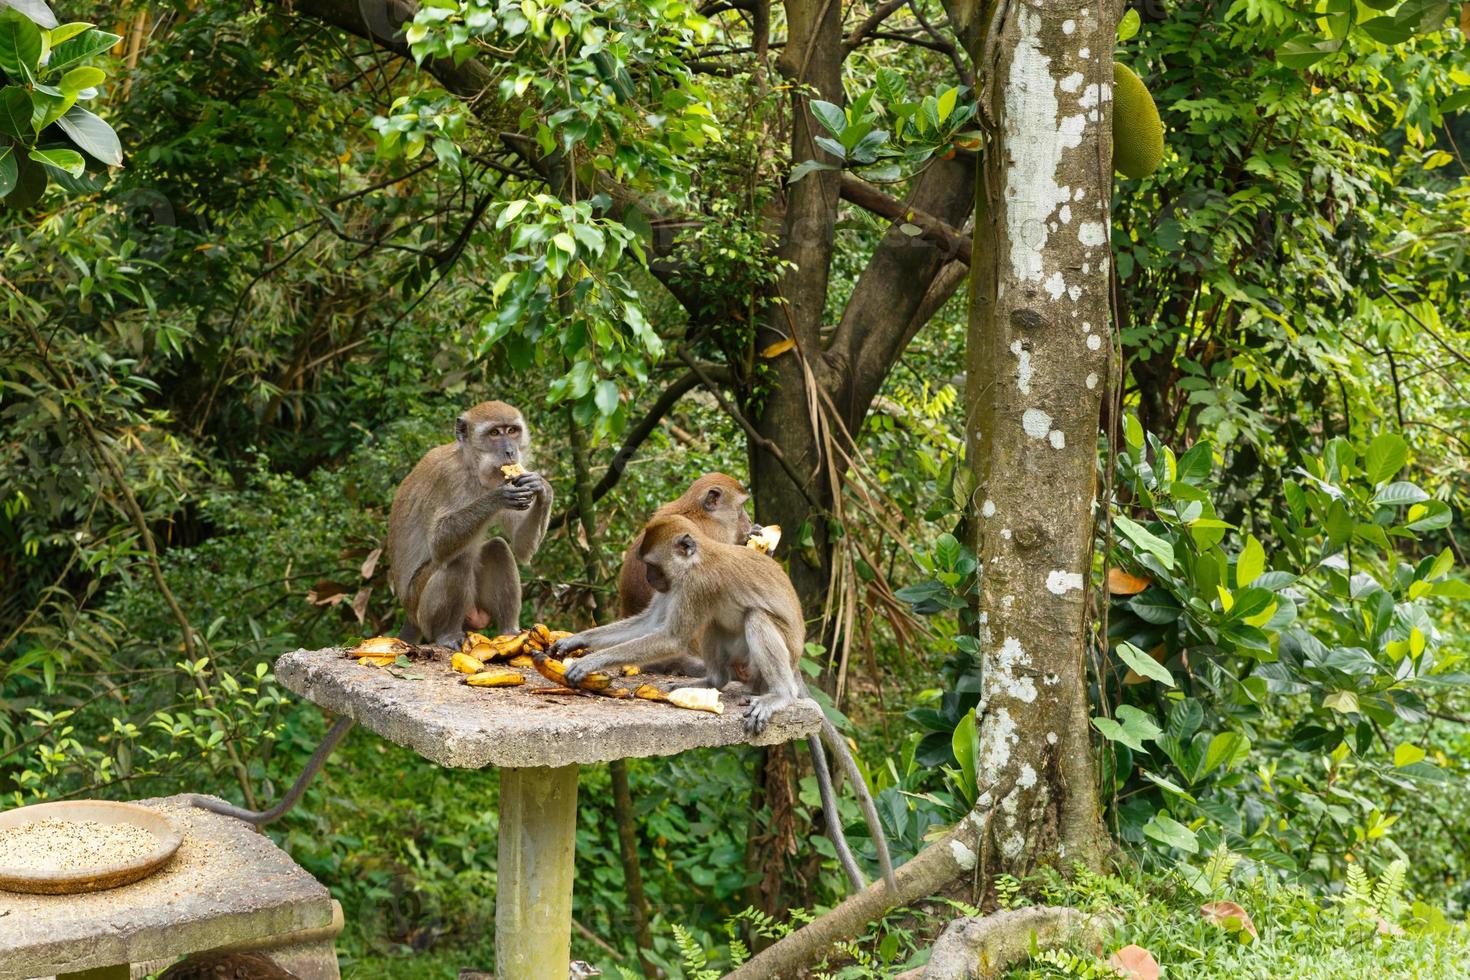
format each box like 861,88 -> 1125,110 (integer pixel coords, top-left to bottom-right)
548,634 -> 590,659
512,471 -> 552,501
492,480 -> 536,512
563,652 -> 613,686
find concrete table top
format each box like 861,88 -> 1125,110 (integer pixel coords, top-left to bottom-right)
274,646 -> 824,769
0,794 -> 335,980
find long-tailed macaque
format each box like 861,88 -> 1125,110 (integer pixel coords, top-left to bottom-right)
617,472 -> 757,675
388,400 -> 552,648
553,516 -> 898,895
191,401 -> 552,827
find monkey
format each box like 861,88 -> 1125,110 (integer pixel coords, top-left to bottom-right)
388,400 -> 553,648
192,401 -> 553,827
551,516 -> 898,895
616,472 -> 760,675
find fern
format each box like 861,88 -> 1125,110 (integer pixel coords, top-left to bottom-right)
1337,858 -> 1410,934
1033,948 -> 1115,978
995,873 -> 1025,909
1373,859 -> 1408,921
1180,841 -> 1242,896
672,924 -> 720,980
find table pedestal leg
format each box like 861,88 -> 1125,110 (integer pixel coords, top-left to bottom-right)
496,764 -> 579,980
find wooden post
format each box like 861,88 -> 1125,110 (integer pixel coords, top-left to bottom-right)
495,765 -> 580,979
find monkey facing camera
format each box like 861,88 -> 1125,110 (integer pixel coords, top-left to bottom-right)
387,401 -> 553,650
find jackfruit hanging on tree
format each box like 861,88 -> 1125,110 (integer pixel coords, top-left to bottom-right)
1112,62 -> 1164,178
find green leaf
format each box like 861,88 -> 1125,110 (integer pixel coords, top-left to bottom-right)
1143,813 -> 1199,853
47,21 -> 91,45
1201,731 -> 1249,774
788,158 -> 837,184
1237,534 -> 1264,587
27,145 -> 81,175
936,86 -> 957,123
0,10 -> 42,80
1117,6 -> 1140,41
809,99 -> 846,138
1323,690 -> 1359,715
1394,744 -> 1426,767
1116,641 -> 1174,687
0,144 -> 15,197
1365,433 -> 1408,484
46,27 -> 120,73
593,379 -> 620,416
1359,14 -> 1412,43
1092,704 -> 1162,753
1374,481 -> 1430,506
0,84 -> 31,137
1404,500 -> 1452,531
54,105 -> 120,165
0,1 -> 57,30
951,708 -> 978,803
58,64 -> 103,94
1113,513 -> 1175,570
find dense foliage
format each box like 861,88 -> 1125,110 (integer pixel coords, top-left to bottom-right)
2,0 -> 1468,976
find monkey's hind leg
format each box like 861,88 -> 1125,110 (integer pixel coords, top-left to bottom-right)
189,715 -> 355,826
476,537 -> 522,635
806,732 -> 867,892
417,551 -> 478,648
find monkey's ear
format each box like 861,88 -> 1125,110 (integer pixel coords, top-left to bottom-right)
675,534 -> 697,558
455,416 -> 469,442
703,488 -> 722,510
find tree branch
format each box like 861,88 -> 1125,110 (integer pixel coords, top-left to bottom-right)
838,173 -> 972,263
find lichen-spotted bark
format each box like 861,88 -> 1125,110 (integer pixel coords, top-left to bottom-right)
964,0 -> 1118,876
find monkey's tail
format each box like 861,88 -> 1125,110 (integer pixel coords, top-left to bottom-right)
806,733 -> 867,893
187,716 -> 356,827
819,717 -> 900,896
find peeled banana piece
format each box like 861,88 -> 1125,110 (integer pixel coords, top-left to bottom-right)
746,525 -> 782,555
501,463 -> 527,479
633,685 -> 723,714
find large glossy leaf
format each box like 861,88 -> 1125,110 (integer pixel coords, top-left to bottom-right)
27,144 -> 80,175
0,83 -> 29,137
0,143 -> 14,196
0,10 -> 42,80
54,104 -> 119,165
0,0 -> 56,29
45,27 -> 120,74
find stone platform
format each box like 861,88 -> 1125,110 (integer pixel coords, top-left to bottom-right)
274,646 -> 824,769
0,794 -> 337,980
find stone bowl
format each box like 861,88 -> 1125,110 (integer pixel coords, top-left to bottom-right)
0,799 -> 183,894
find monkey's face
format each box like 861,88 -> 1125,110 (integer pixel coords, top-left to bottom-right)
639,519 -> 701,592
456,410 -> 529,489
699,479 -> 755,544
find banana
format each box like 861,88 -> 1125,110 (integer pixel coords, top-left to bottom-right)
621,664 -> 641,676
507,653 -> 535,668
466,669 -> 526,687
501,463 -> 527,479
668,688 -> 723,714
452,652 -> 487,674
357,655 -> 398,667
349,636 -> 412,658
633,684 -> 668,702
534,654 -> 613,692
527,623 -> 552,651
746,525 -> 782,555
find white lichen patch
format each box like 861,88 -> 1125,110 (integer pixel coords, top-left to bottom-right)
1046,731 -> 1058,744
1078,221 -> 1107,248
1063,18 -> 1076,34
1001,832 -> 1026,860
1011,339 -> 1032,395
1001,528 -> 1013,540
1017,763 -> 1038,789
1085,372 -> 1099,389
1046,569 -> 1083,594
1059,71 -> 1084,94
1003,5 -> 1084,286
950,838 -> 977,871
1059,204 -> 1072,224
977,706 -> 1019,783
1022,408 -> 1053,439
1087,334 -> 1102,350
1049,429 -> 1066,449
982,498 -> 997,518
1044,271 -> 1067,299
990,637 -> 1038,703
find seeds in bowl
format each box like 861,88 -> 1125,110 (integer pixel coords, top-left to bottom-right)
0,818 -> 160,875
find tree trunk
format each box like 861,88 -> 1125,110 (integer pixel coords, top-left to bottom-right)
962,0 -> 1117,876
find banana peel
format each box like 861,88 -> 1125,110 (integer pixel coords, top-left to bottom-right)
621,664 -> 641,676
357,655 -> 398,667
349,636 -> 412,658
533,653 -> 615,692
507,653 -> 535,668
452,651 -> 487,674
465,668 -> 525,688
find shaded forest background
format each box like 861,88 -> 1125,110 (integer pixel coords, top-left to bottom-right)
3,0 -> 1470,976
